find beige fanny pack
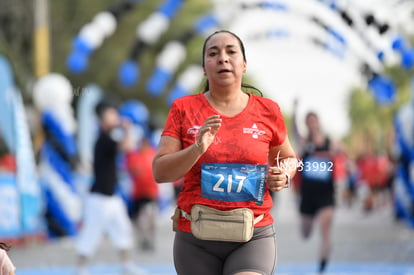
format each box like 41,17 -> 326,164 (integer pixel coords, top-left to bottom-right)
173,204 -> 264,242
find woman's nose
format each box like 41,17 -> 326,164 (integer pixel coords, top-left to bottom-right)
218,53 -> 229,63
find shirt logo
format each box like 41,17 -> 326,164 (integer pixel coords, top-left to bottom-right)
243,123 -> 266,139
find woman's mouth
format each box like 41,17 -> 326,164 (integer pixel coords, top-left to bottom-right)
218,69 -> 231,74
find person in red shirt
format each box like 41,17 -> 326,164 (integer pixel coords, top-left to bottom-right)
125,136 -> 159,251
153,30 -> 297,275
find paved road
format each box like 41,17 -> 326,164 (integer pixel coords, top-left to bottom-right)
8,189 -> 414,274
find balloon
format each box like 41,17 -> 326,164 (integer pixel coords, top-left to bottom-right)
157,41 -> 186,71
137,13 -> 169,44
93,11 -> 117,37
158,0 -> 183,19
194,14 -> 219,35
42,111 -> 77,157
168,85 -> 187,105
391,35 -> 406,52
72,36 -> 93,55
401,49 -> 414,70
147,67 -> 171,96
50,106 -> 77,134
40,161 -> 82,222
377,51 -> 385,61
119,60 -> 139,87
66,50 -> 89,74
368,75 -> 396,105
43,142 -> 74,190
118,100 -> 149,126
167,64 -> 203,105
33,73 -> 73,111
79,23 -> 105,49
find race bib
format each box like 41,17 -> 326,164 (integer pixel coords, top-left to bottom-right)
301,156 -> 333,182
201,163 -> 267,205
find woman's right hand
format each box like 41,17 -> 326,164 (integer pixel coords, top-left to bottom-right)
195,115 -> 222,153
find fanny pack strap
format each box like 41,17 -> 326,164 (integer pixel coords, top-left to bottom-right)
180,209 -> 192,221
180,208 -> 264,224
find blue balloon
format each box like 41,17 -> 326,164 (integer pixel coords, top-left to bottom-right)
401,48 -> 414,70
377,51 -> 385,61
147,67 -> 172,96
167,85 -> 187,106
391,35 -> 406,52
42,111 -> 78,157
118,100 -> 149,126
158,0 -> 183,19
119,60 -> 139,88
368,75 -> 396,105
43,142 -> 75,191
194,14 -> 219,35
72,36 -> 93,56
66,50 -> 89,73
328,1 -> 337,10
43,186 -> 78,237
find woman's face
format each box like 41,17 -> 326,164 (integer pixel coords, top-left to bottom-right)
306,113 -> 320,132
203,32 -> 247,88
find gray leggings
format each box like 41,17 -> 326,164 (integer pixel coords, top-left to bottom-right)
173,225 -> 277,275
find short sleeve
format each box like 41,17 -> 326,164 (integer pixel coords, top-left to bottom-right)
161,100 -> 182,140
269,102 -> 287,147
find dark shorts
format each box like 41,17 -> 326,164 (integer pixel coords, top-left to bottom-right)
299,181 -> 335,216
173,225 -> 276,275
128,197 -> 156,218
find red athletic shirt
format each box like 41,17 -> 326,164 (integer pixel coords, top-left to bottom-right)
125,146 -> 159,200
162,93 -> 287,232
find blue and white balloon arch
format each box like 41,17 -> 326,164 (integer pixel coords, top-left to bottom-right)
66,0 -> 413,106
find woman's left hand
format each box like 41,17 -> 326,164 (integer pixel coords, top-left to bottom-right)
267,166 -> 289,192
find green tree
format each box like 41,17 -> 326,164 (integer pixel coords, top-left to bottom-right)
344,64 -> 414,156
1,0 -> 213,114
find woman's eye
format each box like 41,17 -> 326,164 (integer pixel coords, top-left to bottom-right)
208,52 -> 217,57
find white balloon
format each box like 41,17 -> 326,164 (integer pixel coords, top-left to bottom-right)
40,161 -> 82,222
50,106 -> 77,134
157,41 -> 187,72
93,11 -> 117,37
79,23 -> 105,49
33,73 -> 73,111
176,65 -> 204,91
137,13 -> 169,44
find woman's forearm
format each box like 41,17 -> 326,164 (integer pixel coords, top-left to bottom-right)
153,143 -> 202,183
